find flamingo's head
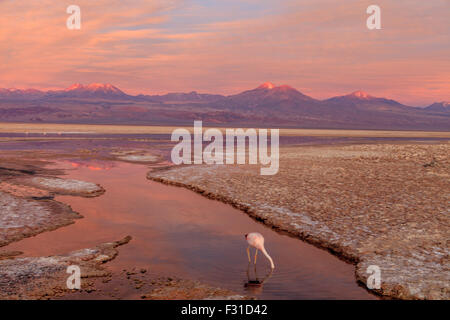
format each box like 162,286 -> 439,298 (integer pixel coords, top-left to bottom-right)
244,233 -> 248,239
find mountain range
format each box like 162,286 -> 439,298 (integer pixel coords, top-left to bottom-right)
0,82 -> 448,130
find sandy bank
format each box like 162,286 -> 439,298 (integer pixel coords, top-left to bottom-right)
0,236 -> 131,299
0,191 -> 81,247
110,150 -> 162,164
18,176 -> 105,197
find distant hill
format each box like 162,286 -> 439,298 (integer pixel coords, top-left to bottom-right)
324,91 -> 410,112
0,83 -> 448,130
140,91 -> 225,103
222,82 -> 316,110
0,88 -> 46,100
424,102 -> 450,113
0,84 -> 133,101
45,83 -> 132,100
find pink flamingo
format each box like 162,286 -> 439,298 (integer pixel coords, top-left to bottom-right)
245,232 -> 275,269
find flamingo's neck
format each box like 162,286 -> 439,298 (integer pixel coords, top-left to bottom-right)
261,246 -> 275,269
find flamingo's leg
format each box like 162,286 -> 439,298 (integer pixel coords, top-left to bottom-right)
254,249 -> 258,264
247,246 -> 251,263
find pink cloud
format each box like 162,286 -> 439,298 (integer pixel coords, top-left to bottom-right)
0,0 -> 448,105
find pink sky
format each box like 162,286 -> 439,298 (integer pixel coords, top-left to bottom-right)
0,0 -> 448,106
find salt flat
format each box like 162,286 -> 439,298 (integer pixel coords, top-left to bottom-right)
0,122 -> 449,137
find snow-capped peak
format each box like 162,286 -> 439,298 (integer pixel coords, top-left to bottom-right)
350,90 -> 371,99
258,82 -> 276,90
65,83 -> 122,93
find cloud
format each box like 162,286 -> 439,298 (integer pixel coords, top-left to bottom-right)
0,0 -> 448,105
0,0 -> 183,87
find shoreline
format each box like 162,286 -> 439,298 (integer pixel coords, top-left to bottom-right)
147,142 -> 450,300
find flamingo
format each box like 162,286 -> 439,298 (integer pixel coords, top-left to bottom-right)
245,232 -> 275,269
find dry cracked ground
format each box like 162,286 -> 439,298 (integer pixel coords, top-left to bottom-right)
0,150 -> 242,300
148,142 -> 450,300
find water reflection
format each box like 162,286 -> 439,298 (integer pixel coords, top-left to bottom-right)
69,161 -> 114,171
244,264 -> 273,295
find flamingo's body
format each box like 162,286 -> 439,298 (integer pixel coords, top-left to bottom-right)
245,232 -> 274,269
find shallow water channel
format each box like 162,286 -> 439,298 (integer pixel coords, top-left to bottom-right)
5,160 -> 376,299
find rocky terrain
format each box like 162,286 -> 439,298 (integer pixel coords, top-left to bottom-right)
0,155 -> 107,247
0,191 -> 80,247
17,176 -> 104,197
141,278 -> 248,300
0,237 -> 131,299
148,142 -> 450,300
110,150 -> 162,164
